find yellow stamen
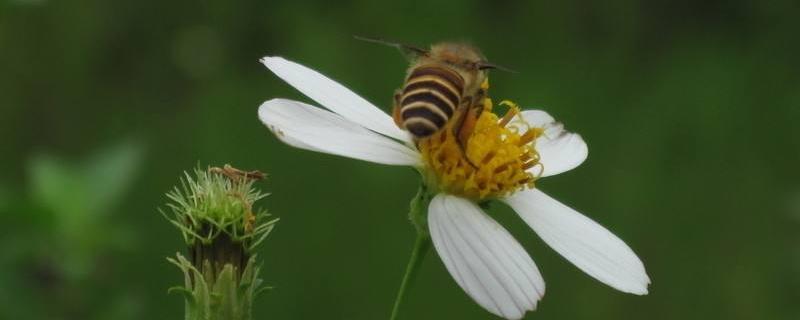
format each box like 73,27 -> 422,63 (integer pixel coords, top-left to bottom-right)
498,107 -> 518,128
518,129 -> 541,146
417,92 -> 544,200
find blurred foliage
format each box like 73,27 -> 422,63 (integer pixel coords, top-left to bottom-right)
29,141 -> 143,253
0,141 -> 144,319
1,0 -> 799,319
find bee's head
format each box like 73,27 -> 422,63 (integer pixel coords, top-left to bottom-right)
429,43 -> 485,68
427,42 -> 516,72
353,36 -> 514,89
427,42 -> 491,86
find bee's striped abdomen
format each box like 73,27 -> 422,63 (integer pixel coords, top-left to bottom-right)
400,66 -> 465,138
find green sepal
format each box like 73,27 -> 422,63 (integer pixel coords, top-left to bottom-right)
168,253 -> 265,320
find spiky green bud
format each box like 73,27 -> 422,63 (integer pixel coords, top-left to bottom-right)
161,165 -> 277,320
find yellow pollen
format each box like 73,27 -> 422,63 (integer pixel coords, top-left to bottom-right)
417,93 -> 544,200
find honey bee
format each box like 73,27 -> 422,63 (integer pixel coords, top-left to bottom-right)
356,36 -> 509,149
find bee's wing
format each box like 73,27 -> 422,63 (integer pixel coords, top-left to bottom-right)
353,35 -> 428,61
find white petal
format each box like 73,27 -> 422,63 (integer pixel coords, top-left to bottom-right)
518,110 -> 554,127
261,56 -> 412,143
258,98 -> 419,166
429,194 -> 544,319
519,110 -> 588,177
504,189 -> 650,295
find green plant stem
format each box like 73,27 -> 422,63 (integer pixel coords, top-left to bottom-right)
389,232 -> 430,320
390,183 -> 432,320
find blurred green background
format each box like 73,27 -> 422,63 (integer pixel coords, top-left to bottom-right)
1,0 -> 799,319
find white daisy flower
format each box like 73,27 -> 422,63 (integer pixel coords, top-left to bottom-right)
257,56 -> 650,319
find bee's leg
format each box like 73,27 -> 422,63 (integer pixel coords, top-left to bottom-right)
453,98 -> 481,168
392,89 -> 404,128
458,106 -> 481,148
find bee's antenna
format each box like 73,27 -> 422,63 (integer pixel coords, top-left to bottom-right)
477,61 -> 519,74
353,35 -> 429,58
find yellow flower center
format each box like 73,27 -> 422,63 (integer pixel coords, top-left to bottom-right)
417,82 -> 543,200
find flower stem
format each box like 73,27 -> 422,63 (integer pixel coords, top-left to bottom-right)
389,232 -> 430,320
390,184 -> 432,320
